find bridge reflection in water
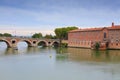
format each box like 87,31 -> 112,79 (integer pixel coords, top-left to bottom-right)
0,41 -> 59,56
1,41 -> 120,63
1,44 -> 120,80
2,47 -> 54,55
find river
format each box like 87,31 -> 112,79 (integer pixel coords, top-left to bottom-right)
0,42 -> 120,80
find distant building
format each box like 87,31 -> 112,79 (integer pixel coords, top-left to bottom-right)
68,22 -> 120,50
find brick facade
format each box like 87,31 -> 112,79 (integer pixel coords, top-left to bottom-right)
68,23 -> 120,50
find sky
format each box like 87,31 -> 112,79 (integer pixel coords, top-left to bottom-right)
0,0 -> 120,36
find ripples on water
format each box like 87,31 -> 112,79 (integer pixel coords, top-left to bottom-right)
0,42 -> 120,80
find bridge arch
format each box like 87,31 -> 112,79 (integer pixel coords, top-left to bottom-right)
37,40 -> 48,47
51,41 -> 60,47
17,39 -> 33,47
0,39 -> 11,48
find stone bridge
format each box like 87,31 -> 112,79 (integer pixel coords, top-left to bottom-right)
0,37 -> 60,48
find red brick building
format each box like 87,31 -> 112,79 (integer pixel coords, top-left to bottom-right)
68,23 -> 120,50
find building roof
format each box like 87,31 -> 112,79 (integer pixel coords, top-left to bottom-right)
69,23 -> 120,33
108,25 -> 120,30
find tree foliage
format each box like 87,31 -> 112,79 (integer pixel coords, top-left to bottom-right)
32,33 -> 43,38
0,33 -> 12,37
42,34 -> 57,39
3,33 -> 12,37
54,26 -> 78,47
44,34 -> 53,39
0,33 -> 3,36
54,26 -> 78,40
95,42 -> 100,50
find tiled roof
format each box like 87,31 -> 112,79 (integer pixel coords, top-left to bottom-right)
108,25 -> 120,30
69,25 -> 120,32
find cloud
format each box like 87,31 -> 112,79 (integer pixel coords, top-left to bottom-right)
0,0 -> 120,36
1,5 -> 120,27
0,25 -> 55,36
0,29 -> 55,36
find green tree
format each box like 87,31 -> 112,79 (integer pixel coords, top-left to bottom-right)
44,34 -> 53,39
0,33 -> 3,36
3,33 -> 12,37
32,33 -> 43,38
54,26 -> 78,40
52,35 -> 57,39
95,42 -> 100,50
54,26 -> 78,46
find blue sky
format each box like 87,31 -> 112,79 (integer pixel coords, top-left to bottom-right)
0,0 -> 120,35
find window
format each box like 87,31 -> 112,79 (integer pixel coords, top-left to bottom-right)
88,42 -> 89,45
116,43 -> 118,46
104,32 -> 106,38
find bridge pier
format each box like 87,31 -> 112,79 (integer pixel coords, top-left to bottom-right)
9,43 -> 18,49
29,44 -> 38,47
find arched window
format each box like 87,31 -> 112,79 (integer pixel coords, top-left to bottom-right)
116,43 -> 118,46
104,32 -> 106,38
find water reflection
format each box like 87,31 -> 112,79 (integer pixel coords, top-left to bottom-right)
4,48 -> 18,55
66,48 -> 120,62
1,46 -> 120,80
1,46 -> 120,63
0,47 -> 55,56
54,48 -> 120,63
55,47 -> 68,54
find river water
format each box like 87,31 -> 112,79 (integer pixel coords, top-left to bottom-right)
0,42 -> 120,80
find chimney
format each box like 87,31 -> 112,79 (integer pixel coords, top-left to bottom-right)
112,22 -> 114,27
